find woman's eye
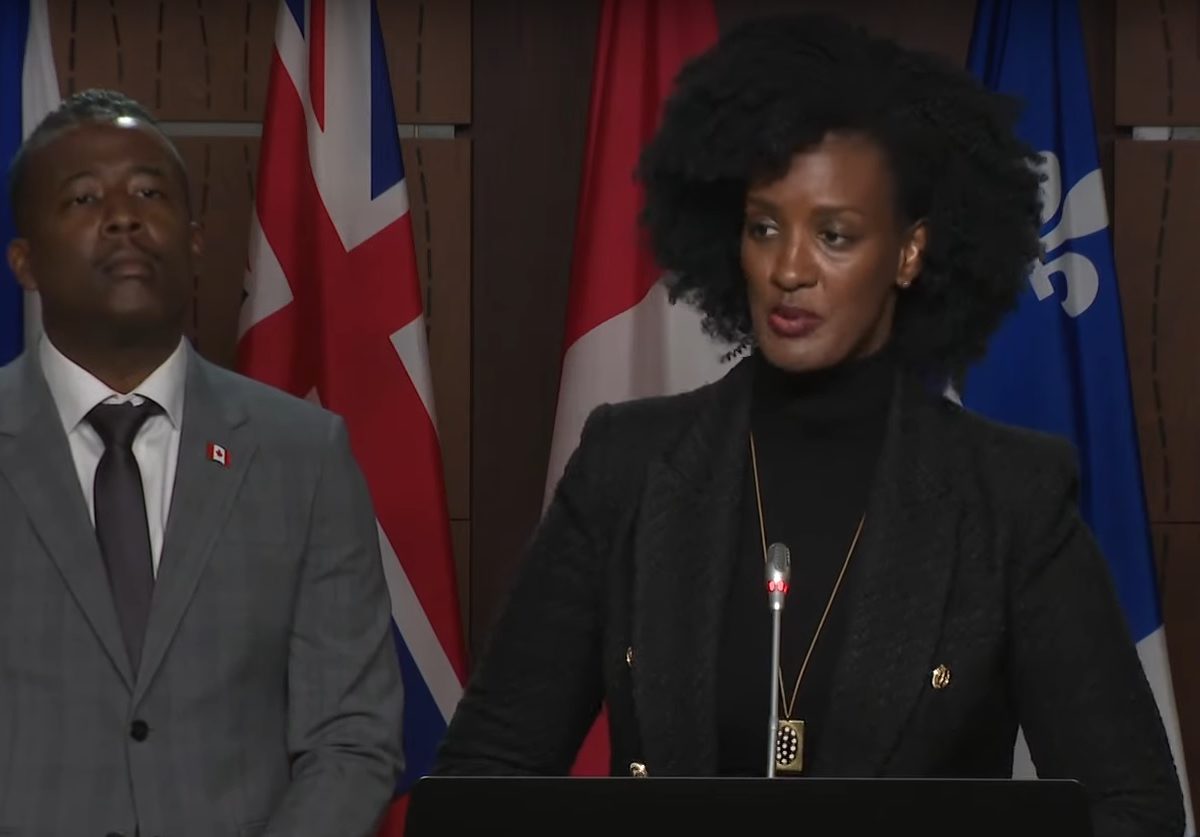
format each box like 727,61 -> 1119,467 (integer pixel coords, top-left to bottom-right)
746,220 -> 778,238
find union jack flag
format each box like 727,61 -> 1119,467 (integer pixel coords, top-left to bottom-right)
236,1 -> 465,831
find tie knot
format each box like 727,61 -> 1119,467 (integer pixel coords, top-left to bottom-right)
86,400 -> 161,449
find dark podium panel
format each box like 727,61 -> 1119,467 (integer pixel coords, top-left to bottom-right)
405,776 -> 1092,836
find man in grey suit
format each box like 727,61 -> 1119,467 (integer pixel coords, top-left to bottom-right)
0,89 -> 403,837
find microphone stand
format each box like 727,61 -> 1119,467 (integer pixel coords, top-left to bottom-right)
767,603 -> 782,778
765,542 -> 790,778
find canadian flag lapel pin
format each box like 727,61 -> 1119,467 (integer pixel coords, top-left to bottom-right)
206,442 -> 229,468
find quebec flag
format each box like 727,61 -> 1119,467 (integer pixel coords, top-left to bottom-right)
0,0 -> 57,364
965,0 -> 1193,830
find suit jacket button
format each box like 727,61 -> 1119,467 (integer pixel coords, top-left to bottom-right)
629,761 -> 648,777
130,719 -> 150,742
931,664 -> 951,690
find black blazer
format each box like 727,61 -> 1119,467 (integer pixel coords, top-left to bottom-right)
435,358 -> 1184,837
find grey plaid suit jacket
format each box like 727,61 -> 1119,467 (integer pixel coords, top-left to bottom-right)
0,345 -> 403,837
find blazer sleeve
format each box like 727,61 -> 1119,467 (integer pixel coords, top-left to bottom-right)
264,416 -> 405,837
433,404 -> 618,775
1010,440 -> 1185,837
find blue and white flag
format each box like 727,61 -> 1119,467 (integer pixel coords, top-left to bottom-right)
965,0 -> 1192,829
1,0 -> 59,365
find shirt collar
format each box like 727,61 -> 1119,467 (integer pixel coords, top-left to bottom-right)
39,335 -> 189,433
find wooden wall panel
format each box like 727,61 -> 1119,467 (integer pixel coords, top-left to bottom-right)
173,136 -> 258,367
717,0 -> 977,65
1114,141 -> 1200,523
380,0 -> 472,124
408,136 -> 473,626
1115,138 -> 1200,818
1116,0 -> 1200,125
48,0 -> 470,124
1082,0 -> 1117,208
451,520 -> 471,629
406,139 -> 472,522
49,0 -> 277,119
472,0 -> 601,655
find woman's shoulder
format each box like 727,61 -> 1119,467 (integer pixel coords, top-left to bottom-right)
548,374 -> 738,528
578,374 -> 731,463
931,392 -> 1080,492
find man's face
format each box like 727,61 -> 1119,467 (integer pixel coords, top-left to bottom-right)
7,118 -> 202,347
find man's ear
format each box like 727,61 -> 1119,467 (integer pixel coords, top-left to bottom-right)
7,238 -> 37,292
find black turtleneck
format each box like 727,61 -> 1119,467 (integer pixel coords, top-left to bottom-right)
716,345 -> 895,776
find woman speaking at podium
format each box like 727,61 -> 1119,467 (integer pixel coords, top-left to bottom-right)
434,13 -> 1183,836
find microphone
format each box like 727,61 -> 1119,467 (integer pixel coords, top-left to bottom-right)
764,542 -> 790,777
766,542 -> 790,611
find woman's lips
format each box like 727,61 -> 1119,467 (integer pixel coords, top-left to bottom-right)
768,305 -> 822,338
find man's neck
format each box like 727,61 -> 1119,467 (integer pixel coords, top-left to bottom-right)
45,327 -> 182,394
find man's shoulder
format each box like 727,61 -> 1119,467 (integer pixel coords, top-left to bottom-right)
0,354 -> 44,429
195,357 -> 340,441
0,353 -> 30,391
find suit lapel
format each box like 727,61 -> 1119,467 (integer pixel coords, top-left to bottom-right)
631,359 -> 752,775
0,356 -> 135,689
815,376 -> 963,776
134,352 -> 256,700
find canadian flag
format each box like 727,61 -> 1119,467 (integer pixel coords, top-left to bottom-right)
206,442 -> 228,468
542,0 -> 724,775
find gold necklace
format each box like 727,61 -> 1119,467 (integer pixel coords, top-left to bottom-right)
749,431 -> 866,775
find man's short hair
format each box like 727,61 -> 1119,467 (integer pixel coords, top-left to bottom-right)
7,88 -> 189,232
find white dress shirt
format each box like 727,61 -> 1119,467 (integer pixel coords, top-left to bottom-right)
39,335 -> 188,577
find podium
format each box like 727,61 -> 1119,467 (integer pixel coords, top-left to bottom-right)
405,775 -> 1092,836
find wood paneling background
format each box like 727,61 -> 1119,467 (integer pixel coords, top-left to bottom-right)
1116,0 -> 1200,125
49,0 -> 470,124
1116,142 -> 1200,523
31,0 -> 1200,809
471,0 -> 601,654
1113,0 -> 1200,810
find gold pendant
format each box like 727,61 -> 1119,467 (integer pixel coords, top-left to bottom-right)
775,718 -> 804,774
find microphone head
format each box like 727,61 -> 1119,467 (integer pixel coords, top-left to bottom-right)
765,542 -> 790,611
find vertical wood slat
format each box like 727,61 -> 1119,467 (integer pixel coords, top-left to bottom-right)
48,0 -> 469,124
1116,0 -> 1200,125
402,139 -> 472,522
173,137 -> 258,367
1115,138 -> 1200,818
716,0 -> 978,65
470,0 -> 601,656
49,0 -> 276,119
1114,140 -> 1200,523
379,0 -> 471,124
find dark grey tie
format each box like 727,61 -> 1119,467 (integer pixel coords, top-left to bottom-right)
87,400 -> 160,671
